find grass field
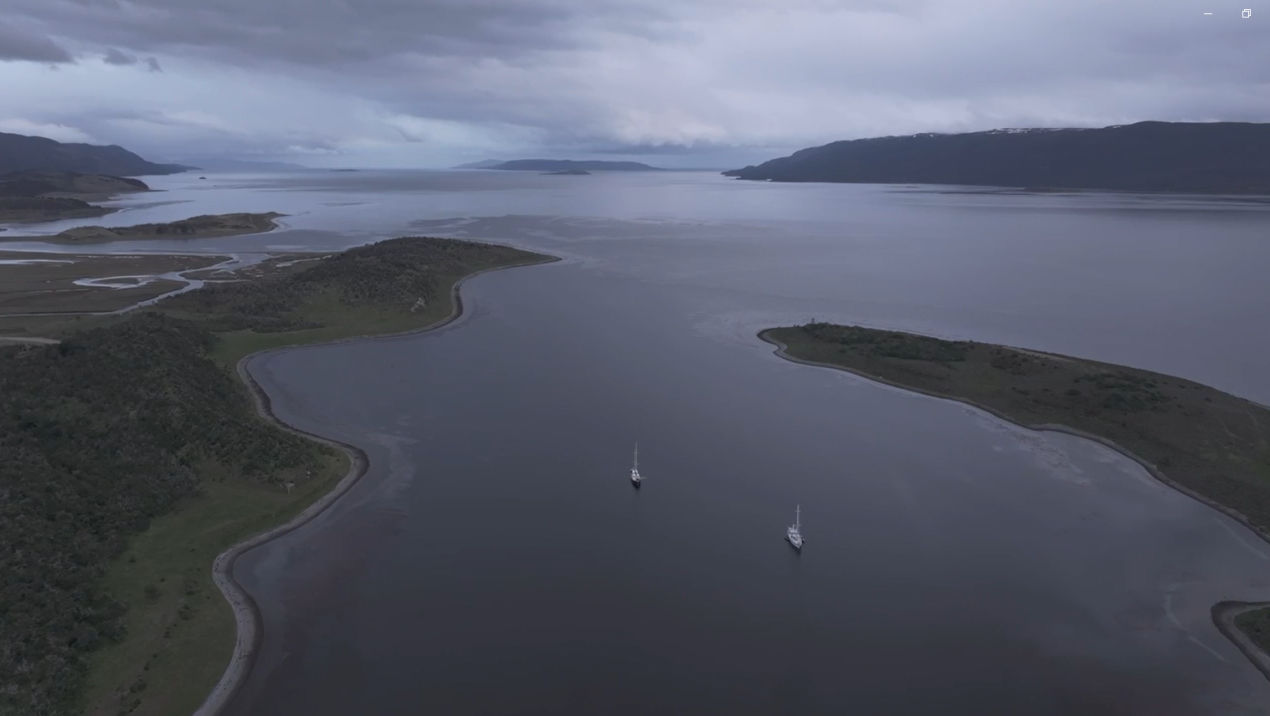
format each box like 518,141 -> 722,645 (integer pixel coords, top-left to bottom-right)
205,273 -> 488,368
80,456 -> 347,716
0,253 -> 222,314
0,253 -> 324,340
1236,607 -> 1270,658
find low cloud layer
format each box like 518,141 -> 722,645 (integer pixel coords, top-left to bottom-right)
101,48 -> 162,71
2,0 -> 1266,166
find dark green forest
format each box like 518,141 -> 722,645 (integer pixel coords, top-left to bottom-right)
0,236 -> 546,715
0,316 -> 324,715
723,121 -> 1270,193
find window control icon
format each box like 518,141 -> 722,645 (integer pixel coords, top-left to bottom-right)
1243,8 -> 1252,17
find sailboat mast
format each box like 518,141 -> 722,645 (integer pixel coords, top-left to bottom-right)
634,443 -> 639,469
795,504 -> 801,530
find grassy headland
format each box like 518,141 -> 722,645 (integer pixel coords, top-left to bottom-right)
9,213 -> 286,245
761,322 -> 1270,658
1235,608 -> 1270,662
0,171 -> 151,224
0,196 -> 117,223
0,237 -> 553,716
160,236 -> 550,365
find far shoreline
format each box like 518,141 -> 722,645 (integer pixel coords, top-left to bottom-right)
757,328 -> 1270,680
191,252 -> 561,716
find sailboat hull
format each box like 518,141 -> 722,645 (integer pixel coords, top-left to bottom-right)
630,444 -> 641,488
786,505 -> 803,550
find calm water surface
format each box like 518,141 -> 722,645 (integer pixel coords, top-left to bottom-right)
7,170 -> 1267,401
8,171 -> 1270,713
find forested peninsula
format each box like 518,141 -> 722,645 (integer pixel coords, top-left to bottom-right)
1,213 -> 285,245
0,171 -> 151,224
724,122 -> 1270,194
0,237 -> 554,716
760,322 -> 1270,667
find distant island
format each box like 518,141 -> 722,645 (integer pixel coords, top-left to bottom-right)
452,159 -> 506,169
174,157 -> 310,172
542,169 -> 591,176
0,131 -> 192,177
482,159 -> 663,172
1,212 -> 285,244
723,121 -> 1270,194
0,170 -> 151,223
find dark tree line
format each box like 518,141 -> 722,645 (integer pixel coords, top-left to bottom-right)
801,321 -> 970,363
0,314 -> 319,716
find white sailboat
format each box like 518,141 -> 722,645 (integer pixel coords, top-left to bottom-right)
630,443 -> 642,488
786,505 -> 804,550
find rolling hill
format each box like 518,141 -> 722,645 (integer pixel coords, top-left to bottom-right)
0,132 -> 191,177
722,122 -> 1270,194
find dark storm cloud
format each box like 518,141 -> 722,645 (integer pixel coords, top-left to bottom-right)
102,48 -> 136,65
0,21 -> 74,63
10,0 -> 671,66
101,48 -> 163,70
2,0 -> 1268,163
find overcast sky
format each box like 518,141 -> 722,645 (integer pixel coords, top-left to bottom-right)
1,0 -> 1266,168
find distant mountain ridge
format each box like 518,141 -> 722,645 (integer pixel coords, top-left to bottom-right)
723,122 -> 1270,194
174,157 -> 311,171
485,159 -> 663,172
452,159 -> 506,169
0,132 -> 191,177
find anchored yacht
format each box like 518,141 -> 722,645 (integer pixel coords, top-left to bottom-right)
630,444 -> 642,488
786,505 -> 804,550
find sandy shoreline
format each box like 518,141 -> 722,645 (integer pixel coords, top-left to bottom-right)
192,254 -> 560,716
757,329 -> 1270,678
